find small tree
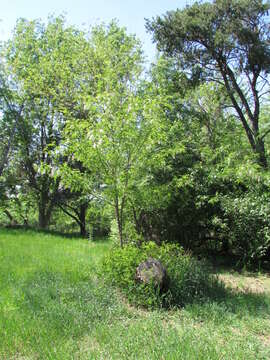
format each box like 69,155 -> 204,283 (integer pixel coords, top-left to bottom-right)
64,23 -> 160,246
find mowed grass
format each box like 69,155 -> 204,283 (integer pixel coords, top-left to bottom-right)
0,229 -> 270,359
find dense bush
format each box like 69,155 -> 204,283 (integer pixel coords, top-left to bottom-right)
218,192 -> 270,264
123,164 -> 270,267
102,242 -> 221,309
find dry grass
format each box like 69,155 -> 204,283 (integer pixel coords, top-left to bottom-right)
218,273 -> 270,294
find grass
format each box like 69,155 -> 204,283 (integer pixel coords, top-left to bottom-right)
0,228 -> 270,359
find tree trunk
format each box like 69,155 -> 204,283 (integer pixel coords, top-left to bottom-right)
255,137 -> 267,168
219,63 -> 268,168
115,200 -> 123,247
79,222 -> 87,237
4,210 -> 17,225
38,206 -> 50,229
79,203 -> 87,237
38,193 -> 51,229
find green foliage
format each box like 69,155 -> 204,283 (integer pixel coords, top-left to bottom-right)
1,9 -> 270,266
2,15 -> 89,228
62,22 -> 171,245
147,0 -> 270,167
147,0 -> 270,73
218,192 -> 270,264
102,242 -> 221,308
190,165 -> 270,265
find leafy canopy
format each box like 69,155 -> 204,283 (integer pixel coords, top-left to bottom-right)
146,0 -> 270,167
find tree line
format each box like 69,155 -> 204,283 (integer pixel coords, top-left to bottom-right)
1,0 -> 270,265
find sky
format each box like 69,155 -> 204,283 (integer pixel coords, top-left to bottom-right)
0,0 -> 195,62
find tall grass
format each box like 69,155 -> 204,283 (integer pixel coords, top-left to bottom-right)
0,228 -> 270,359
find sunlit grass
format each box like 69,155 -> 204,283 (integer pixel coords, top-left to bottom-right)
0,228 -> 270,359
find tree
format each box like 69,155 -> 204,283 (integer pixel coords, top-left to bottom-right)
55,160 -> 91,237
63,23 -> 141,246
0,65 -> 25,177
56,192 -> 90,237
146,0 -> 270,167
62,22 -> 168,246
4,16 -> 87,228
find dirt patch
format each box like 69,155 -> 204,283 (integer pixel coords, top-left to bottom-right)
259,334 -> 270,347
76,335 -> 103,359
219,274 -> 269,294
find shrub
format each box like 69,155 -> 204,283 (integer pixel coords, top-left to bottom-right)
219,192 -> 270,264
102,242 -> 221,309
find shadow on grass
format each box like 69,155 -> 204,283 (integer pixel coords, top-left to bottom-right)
34,228 -> 88,240
23,268 -> 270,327
1,225 -> 110,242
182,274 -> 270,324
12,246 -> 270,333
203,252 -> 270,273
38,228 -> 110,242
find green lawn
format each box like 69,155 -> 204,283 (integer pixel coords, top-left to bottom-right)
0,228 -> 270,359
